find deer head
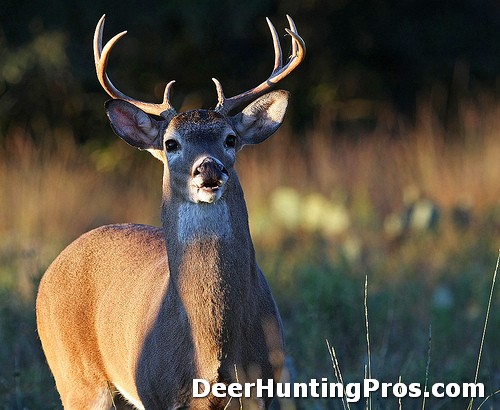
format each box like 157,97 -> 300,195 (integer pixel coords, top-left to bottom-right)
94,15 -> 304,208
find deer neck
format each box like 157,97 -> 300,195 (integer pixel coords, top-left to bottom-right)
160,178 -> 257,373
161,191 -> 255,286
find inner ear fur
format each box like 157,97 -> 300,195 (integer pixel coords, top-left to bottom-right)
232,90 -> 289,147
105,99 -> 164,151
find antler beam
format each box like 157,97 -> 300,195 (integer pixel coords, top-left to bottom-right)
213,15 -> 306,115
93,15 -> 177,119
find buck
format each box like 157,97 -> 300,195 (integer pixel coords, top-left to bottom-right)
36,14 -> 304,409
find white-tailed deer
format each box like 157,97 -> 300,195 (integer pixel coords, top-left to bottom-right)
36,14 -> 304,409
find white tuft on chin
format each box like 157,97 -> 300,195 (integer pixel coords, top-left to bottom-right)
193,186 -> 223,204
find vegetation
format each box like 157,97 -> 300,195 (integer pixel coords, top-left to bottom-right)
1,103 -> 499,408
1,1 -> 500,409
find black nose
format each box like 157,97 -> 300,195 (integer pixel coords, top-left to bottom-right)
193,157 -> 228,178
192,157 -> 228,190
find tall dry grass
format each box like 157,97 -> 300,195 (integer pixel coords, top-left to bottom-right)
240,101 -> 500,215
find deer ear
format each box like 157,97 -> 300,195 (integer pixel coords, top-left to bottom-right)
231,90 -> 289,147
105,99 -> 163,151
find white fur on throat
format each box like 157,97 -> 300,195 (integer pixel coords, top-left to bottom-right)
177,201 -> 232,243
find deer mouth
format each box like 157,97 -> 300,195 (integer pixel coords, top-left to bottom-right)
192,178 -> 226,203
194,176 -> 225,199
190,157 -> 229,203
198,178 -> 223,192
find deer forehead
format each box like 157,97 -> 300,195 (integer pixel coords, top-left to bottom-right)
165,109 -> 234,143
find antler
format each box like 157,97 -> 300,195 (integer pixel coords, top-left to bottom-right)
213,15 -> 306,115
93,15 -> 177,120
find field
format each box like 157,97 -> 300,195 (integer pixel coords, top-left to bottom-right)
0,101 -> 499,409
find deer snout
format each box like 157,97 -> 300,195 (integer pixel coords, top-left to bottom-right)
190,157 -> 229,203
193,157 -> 228,181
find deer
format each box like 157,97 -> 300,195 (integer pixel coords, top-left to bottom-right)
36,13 -> 305,410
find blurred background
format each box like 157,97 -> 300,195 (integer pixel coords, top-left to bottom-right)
1,0 -> 499,408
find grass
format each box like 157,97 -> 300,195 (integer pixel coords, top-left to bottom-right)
324,253 -> 499,410
468,251 -> 499,410
0,101 -> 499,409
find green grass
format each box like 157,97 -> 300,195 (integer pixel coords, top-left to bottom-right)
0,105 -> 499,408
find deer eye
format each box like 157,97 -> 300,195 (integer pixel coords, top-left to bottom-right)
165,139 -> 180,152
224,134 -> 237,148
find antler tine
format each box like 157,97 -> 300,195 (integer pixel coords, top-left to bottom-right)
286,15 -> 298,58
93,15 -> 177,120
215,15 -> 306,115
266,17 -> 283,74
